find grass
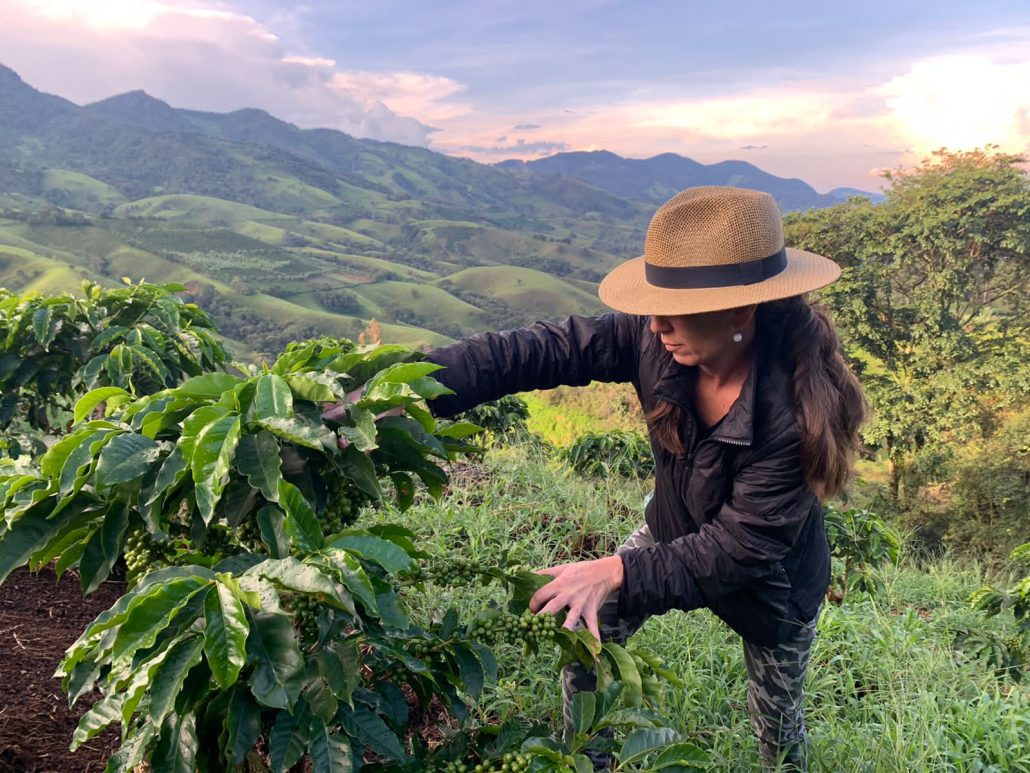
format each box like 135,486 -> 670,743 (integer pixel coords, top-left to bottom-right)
368,444 -> 1030,772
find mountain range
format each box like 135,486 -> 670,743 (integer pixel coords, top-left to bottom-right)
0,63 -> 875,352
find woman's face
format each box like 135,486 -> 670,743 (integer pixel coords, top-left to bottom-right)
649,310 -> 738,367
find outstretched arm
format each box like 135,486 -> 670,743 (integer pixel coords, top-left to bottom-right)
425,313 -> 645,418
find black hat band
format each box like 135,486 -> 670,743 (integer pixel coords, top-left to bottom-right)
644,248 -> 787,289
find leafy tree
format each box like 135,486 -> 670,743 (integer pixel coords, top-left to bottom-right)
785,148 -> 1030,502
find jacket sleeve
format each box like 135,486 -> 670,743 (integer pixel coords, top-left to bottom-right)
424,313 -> 644,418
617,424 -> 817,617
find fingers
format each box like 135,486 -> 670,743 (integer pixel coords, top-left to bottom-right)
534,566 -> 563,578
582,607 -> 601,643
321,401 -> 348,421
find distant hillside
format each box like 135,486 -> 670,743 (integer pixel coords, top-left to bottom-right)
498,150 -> 880,211
0,62 -> 864,353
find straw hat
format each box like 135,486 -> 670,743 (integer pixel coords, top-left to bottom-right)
598,186 -> 840,315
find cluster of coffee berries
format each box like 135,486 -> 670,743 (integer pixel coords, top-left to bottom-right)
284,593 -> 323,645
201,525 -> 236,555
416,558 -> 488,586
441,752 -> 533,773
324,477 -> 373,532
123,527 -> 168,579
468,610 -> 559,646
234,515 -> 264,551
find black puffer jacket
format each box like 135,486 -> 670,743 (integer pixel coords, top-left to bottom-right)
427,313 -> 830,647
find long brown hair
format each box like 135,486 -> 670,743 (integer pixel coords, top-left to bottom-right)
645,296 -> 868,501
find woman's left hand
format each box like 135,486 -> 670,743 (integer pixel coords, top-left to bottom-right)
529,555 -> 624,642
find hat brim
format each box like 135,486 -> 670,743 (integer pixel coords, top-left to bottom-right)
598,248 -> 841,315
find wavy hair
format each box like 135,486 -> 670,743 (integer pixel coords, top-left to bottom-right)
645,296 -> 868,501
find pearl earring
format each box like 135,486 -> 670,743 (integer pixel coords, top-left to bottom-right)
732,332 -> 743,343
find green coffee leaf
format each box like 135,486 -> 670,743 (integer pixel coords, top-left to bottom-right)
191,413 -> 242,523
268,703 -> 311,772
247,612 -> 305,709
618,728 -> 682,766
73,386 -> 130,424
249,373 -> 293,423
151,712 -> 199,773
95,432 -> 161,489
149,635 -> 205,728
203,580 -> 250,689
326,533 -> 413,574
309,719 -> 353,773
235,431 -> 282,502
337,704 -> 405,762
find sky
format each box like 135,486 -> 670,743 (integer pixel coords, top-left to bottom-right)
2,0 -> 1029,192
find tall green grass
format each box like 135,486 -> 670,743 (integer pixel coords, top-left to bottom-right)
370,445 -> 1030,772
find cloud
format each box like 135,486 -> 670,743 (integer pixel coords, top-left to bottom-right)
453,138 -> 570,158
0,0 -> 465,145
740,144 -> 768,150
513,123 -> 541,130
878,53 -> 1030,156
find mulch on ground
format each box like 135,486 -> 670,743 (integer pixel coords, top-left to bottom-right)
0,567 -> 125,773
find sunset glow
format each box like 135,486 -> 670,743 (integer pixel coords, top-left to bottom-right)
2,0 -> 1028,190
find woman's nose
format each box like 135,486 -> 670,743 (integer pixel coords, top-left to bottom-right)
649,315 -> 671,334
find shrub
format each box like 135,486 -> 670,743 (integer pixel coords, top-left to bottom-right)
954,542 -> 1030,682
565,431 -> 654,479
456,395 -> 531,447
823,504 -> 901,603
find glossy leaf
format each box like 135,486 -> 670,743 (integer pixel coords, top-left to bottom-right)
249,373 -> 293,423
203,580 -> 250,688
192,413 -> 242,523
73,386 -> 130,424
337,704 -> 406,762
151,712 -> 199,773
247,612 -> 305,709
618,728 -> 682,766
268,703 -> 311,772
327,533 -> 413,574
95,432 -> 161,489
278,479 -> 324,551
149,634 -> 206,728
235,430 -> 282,502
309,719 -> 353,773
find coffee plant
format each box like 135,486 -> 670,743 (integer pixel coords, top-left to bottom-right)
953,542 -> 1030,681
0,279 -> 227,447
823,504 -> 901,603
565,431 -> 654,479
0,331 -> 701,771
455,395 -> 531,447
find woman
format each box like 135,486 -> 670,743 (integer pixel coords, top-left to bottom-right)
425,186 -> 867,770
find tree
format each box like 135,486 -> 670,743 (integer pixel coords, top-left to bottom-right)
785,148 -> 1030,502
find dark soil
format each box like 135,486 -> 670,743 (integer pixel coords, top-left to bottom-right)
0,567 -> 125,773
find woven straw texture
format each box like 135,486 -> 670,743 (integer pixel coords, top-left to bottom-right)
599,186 -> 840,315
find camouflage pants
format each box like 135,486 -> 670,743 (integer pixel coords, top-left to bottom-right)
562,523 -> 820,771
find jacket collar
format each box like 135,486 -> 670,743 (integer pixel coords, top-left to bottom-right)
651,341 -> 760,447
